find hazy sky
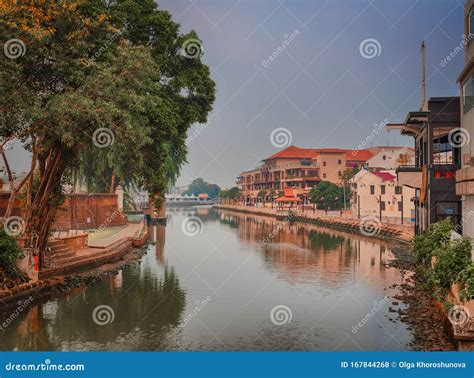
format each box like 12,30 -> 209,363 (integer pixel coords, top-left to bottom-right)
6,0 -> 465,189
160,0 -> 464,188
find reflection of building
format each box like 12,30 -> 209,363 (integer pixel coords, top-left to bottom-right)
456,1 -> 474,239
350,168 -> 415,222
217,209 -> 400,288
237,146 -> 373,203
388,97 -> 462,234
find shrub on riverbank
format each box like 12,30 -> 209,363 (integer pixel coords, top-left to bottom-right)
0,230 -> 28,288
414,219 -> 474,301
413,219 -> 451,265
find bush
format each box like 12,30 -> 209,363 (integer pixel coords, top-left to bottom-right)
0,229 -> 26,280
427,238 -> 472,297
413,218 -> 452,265
457,263 -> 474,301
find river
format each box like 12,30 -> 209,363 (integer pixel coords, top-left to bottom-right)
0,207 -> 413,351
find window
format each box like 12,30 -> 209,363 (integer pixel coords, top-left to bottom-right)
382,155 -> 386,160
323,161 -> 327,166
380,201 -> 386,211
463,75 -> 474,115
338,159 -> 342,164
370,185 -> 375,195
398,201 -> 403,212
395,186 -> 402,195
381,185 -> 385,195
323,173 -> 326,178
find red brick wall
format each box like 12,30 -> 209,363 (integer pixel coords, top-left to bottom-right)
0,193 -> 127,230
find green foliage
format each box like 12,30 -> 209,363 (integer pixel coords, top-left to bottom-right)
427,238 -> 472,298
457,263 -> 474,301
308,181 -> 343,209
413,218 -> 452,265
220,187 -> 240,200
257,190 -> 267,199
0,230 -> 26,281
185,178 -> 220,198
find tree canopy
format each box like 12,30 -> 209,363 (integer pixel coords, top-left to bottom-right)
185,178 -> 220,199
0,0 -> 216,255
308,181 -> 343,209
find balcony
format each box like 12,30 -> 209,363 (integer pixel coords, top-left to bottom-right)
395,165 -> 422,189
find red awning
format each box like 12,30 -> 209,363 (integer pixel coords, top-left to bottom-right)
276,196 -> 301,202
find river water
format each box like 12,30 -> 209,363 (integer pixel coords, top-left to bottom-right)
0,207 -> 413,351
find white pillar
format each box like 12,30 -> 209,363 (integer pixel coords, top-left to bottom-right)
115,185 -> 124,212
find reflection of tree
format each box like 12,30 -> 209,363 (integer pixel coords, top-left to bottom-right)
308,230 -> 344,251
0,267 -> 186,351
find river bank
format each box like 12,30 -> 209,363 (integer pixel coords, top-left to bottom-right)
214,204 -> 413,243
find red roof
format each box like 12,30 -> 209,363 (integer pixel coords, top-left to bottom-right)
263,146 -> 319,160
263,146 -> 373,162
372,171 -> 396,182
346,150 -> 373,161
276,188 -> 301,202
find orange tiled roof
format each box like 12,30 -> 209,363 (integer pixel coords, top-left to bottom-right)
263,146 -> 373,162
346,150 -> 373,161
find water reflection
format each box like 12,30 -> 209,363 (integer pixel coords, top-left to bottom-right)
0,207 -> 412,351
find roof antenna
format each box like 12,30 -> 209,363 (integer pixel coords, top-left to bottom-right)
420,41 -> 428,111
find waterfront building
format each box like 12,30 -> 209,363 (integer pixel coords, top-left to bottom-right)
455,0 -> 474,239
350,168 -> 416,223
237,146 -> 373,203
387,96 -> 462,234
365,147 -> 415,170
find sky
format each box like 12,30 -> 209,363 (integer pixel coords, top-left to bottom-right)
5,0 -> 466,189
157,0 -> 465,188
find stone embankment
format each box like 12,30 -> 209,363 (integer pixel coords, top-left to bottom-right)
214,204 -> 413,243
0,222 -> 149,308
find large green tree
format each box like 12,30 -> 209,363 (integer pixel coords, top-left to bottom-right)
308,181 -> 343,210
185,178 -> 220,199
0,0 -> 215,260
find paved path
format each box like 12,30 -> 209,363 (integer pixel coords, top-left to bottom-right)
88,223 -> 143,248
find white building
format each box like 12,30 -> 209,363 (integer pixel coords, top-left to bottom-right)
365,147 -> 415,170
351,168 -> 416,223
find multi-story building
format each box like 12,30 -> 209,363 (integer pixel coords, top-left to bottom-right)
237,146 -> 373,203
456,0 -> 474,239
350,169 -> 416,223
388,96 -> 462,234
